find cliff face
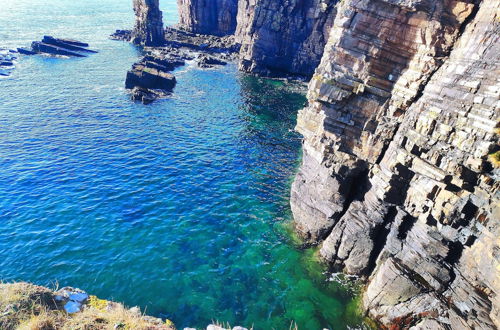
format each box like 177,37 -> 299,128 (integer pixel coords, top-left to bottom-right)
175,0 -> 337,77
177,0 -> 238,36
291,0 -> 499,327
236,0 -> 337,77
132,0 -> 165,46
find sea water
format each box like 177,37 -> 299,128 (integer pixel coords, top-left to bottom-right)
0,0 -> 364,328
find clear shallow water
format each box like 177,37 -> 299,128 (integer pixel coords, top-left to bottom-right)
0,1 -> 363,328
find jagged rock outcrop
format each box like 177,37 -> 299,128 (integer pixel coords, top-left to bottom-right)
236,0 -> 337,77
132,0 -> 165,46
291,0 -> 499,327
177,0 -> 239,36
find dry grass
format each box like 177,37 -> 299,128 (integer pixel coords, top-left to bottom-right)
0,282 -> 175,330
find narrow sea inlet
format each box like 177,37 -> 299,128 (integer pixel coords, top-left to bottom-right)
0,0 -> 362,328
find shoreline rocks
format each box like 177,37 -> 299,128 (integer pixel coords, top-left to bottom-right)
175,0 -> 336,78
113,26 -> 238,104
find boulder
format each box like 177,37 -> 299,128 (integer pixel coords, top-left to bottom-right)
125,63 -> 176,90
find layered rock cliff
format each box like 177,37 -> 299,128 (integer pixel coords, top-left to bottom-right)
291,0 -> 499,328
132,0 -> 165,46
177,0 -> 238,36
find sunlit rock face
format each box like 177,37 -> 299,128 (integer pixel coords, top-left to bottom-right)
291,0 -> 499,327
132,0 -> 165,46
177,0 -> 239,36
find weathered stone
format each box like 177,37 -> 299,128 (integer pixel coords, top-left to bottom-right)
42,36 -> 97,53
131,0 -> 165,46
31,41 -> 86,57
236,0 -> 337,77
177,0 -> 238,36
125,53 -> 180,104
125,63 -> 176,91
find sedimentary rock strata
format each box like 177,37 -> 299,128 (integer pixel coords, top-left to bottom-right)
177,0 -> 239,36
125,0 -> 498,326
291,0 -> 499,327
132,0 -> 165,46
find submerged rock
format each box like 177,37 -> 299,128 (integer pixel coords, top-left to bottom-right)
0,48 -> 18,76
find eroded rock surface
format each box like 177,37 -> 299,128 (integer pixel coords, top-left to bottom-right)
132,0 -> 165,46
235,0 -> 337,78
23,36 -> 96,58
178,0 -> 239,36
291,0 -> 499,327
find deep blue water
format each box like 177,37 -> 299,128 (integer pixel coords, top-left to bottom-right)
0,1 -> 363,328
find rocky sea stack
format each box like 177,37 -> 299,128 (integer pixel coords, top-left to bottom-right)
132,0 -> 165,46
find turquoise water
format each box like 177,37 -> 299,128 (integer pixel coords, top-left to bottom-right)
0,1 -> 363,329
